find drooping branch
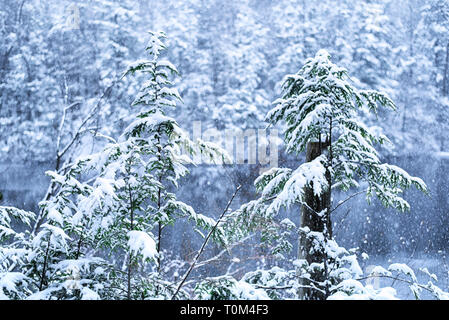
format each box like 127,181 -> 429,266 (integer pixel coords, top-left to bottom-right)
355,274 -> 442,297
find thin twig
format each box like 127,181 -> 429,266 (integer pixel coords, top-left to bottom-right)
194,234 -> 254,269
356,274 -> 438,296
31,81 -> 118,235
171,185 -> 242,300
329,189 -> 367,215
333,209 -> 351,234
58,82 -> 115,160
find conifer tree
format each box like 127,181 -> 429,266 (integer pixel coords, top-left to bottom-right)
226,50 -> 428,299
0,207 -> 35,299
10,31 -> 228,300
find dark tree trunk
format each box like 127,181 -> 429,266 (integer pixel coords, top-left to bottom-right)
297,141 -> 331,300
443,42 -> 449,97
127,184 -> 135,300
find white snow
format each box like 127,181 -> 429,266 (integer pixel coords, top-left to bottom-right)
127,230 -> 158,263
388,263 -> 417,282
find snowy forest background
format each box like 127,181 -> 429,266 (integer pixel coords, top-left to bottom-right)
1,0 -> 449,300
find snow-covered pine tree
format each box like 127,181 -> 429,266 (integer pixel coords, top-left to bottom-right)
25,160 -> 108,300
223,49 -> 428,300
94,31 -> 228,299
2,158 -> 112,300
0,207 -> 35,299
25,31 -> 229,300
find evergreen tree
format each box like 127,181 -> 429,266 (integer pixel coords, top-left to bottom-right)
0,207 -> 35,299
225,50 -> 428,299
32,31 -> 227,300
1,31 -> 228,300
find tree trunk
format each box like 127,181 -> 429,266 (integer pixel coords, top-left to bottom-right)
443,42 -> 449,97
127,185 -> 134,300
297,141 -> 331,300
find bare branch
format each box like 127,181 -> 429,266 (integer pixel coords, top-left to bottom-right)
330,189 -> 367,215
56,101 -> 82,156
194,234 -> 254,269
58,82 -> 116,159
31,81 -> 118,235
171,185 -> 242,300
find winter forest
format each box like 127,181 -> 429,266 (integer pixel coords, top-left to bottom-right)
1,0 -> 449,301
